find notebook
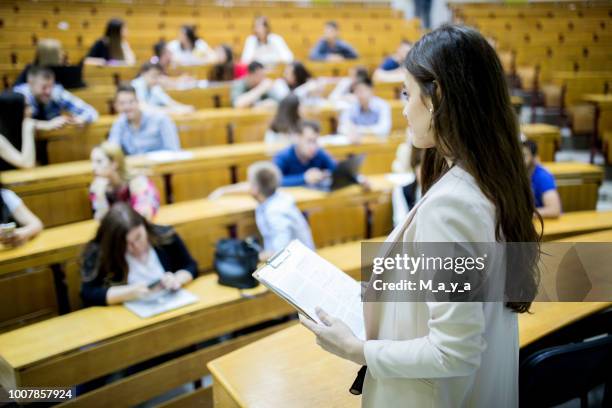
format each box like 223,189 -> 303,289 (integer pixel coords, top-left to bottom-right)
253,240 -> 365,340
124,289 -> 198,318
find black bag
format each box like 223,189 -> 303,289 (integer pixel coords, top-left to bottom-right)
214,237 -> 261,289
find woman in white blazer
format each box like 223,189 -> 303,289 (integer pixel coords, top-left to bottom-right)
241,16 -> 293,67
301,25 -> 541,408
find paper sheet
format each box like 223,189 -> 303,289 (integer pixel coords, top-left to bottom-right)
124,289 -> 198,318
254,240 -> 365,340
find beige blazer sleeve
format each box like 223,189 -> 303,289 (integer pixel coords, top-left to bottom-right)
363,192 -> 490,379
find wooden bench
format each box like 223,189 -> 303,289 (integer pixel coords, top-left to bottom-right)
1,153 -> 598,228
29,101 -> 406,164
1,136 -> 402,227
0,176 -> 395,331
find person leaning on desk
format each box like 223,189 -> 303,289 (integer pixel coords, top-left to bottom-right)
300,25 -> 541,408
80,203 -> 198,307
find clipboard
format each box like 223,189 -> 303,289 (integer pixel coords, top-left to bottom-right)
252,240 -> 365,339
253,246 -> 318,323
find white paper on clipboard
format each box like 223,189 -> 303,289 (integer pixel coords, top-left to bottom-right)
253,240 -> 365,340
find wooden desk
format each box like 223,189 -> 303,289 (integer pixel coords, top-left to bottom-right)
2,154 -> 595,228
522,124 -> 561,162
2,137 -> 402,227
0,238 -> 386,407
541,161 -> 604,212
540,210 -> 612,241
582,93 -> 612,163
72,83 -> 232,114
207,301 -> 612,408
0,178 -> 394,330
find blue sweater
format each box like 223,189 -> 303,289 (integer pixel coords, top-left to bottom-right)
273,145 -> 337,186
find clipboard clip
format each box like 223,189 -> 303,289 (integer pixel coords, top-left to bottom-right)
266,247 -> 291,269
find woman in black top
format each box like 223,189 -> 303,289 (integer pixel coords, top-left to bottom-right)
80,203 -> 197,307
0,92 -> 36,170
85,18 -> 135,66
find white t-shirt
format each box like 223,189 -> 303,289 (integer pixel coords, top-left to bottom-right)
241,33 -> 294,66
167,39 -> 212,65
1,189 -> 23,214
126,246 -> 165,285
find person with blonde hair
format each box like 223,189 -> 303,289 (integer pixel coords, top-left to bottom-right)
88,141 -> 160,220
13,39 -> 85,88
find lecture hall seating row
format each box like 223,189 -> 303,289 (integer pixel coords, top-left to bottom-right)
0,174 -> 396,331
1,228 -> 611,407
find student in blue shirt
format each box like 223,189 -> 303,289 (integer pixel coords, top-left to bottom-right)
522,140 -> 561,218
373,40 -> 413,83
309,21 -> 358,61
273,120 -> 337,187
338,77 -> 392,141
108,85 -> 181,155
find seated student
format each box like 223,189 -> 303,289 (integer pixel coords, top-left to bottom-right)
89,142 -> 160,221
13,39 -> 85,89
108,85 -> 181,155
0,184 -> 43,247
265,94 -> 301,144
167,25 -> 216,66
241,16 -> 293,67
248,161 -> 315,260
131,63 -> 194,114
309,21 -> 358,61
209,45 -> 248,81
522,139 -> 562,218
338,77 -> 391,140
372,39 -> 412,83
0,92 -> 35,170
85,18 -> 136,66
275,61 -> 323,102
231,61 -> 283,109
273,120 -> 337,187
13,66 -> 98,131
328,66 -> 369,106
80,203 -> 197,306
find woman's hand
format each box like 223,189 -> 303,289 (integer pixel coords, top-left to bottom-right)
299,307 -> 366,365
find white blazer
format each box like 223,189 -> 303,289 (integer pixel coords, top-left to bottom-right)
362,165 -> 519,408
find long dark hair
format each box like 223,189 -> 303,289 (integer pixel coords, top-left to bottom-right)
287,61 -> 311,90
404,25 -> 540,313
0,92 -> 25,147
270,94 -> 301,134
104,18 -> 125,60
210,45 -> 235,81
81,203 -> 172,285
181,25 -> 198,50
0,92 -> 26,171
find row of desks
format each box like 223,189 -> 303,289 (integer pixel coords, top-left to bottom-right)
2,136 -> 403,227
209,300 -> 612,408
0,176 -> 395,330
33,101 -> 409,164
1,167 -> 611,332
1,154 -> 598,229
1,228 -> 610,406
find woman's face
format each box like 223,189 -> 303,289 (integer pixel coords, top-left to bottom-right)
283,65 -> 296,86
254,19 -> 267,40
91,148 -> 116,178
120,25 -> 128,39
403,72 -> 435,149
126,224 -> 149,258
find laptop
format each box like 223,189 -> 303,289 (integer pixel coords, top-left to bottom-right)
316,154 -> 365,192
